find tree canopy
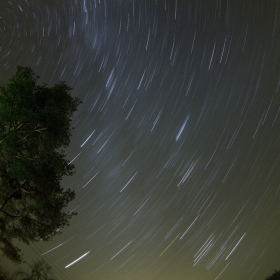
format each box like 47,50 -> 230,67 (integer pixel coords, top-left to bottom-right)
0,66 -> 81,263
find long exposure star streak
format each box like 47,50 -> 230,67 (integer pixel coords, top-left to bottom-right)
1,1 -> 280,280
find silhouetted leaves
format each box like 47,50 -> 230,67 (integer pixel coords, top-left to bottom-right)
0,66 -> 81,263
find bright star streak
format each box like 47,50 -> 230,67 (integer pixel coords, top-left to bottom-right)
65,251 -> 90,268
81,130 -> 95,147
225,233 -> 246,260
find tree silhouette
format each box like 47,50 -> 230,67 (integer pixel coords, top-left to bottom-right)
0,264 -> 13,280
0,259 -> 57,279
0,66 -> 81,263
265,270 -> 280,280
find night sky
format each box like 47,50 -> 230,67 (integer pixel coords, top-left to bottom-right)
1,1 -> 280,280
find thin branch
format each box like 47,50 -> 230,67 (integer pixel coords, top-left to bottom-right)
0,121 -> 45,144
2,209 -> 19,218
17,127 -> 47,143
0,188 -> 20,212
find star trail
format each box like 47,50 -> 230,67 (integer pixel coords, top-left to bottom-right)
1,1 -> 280,280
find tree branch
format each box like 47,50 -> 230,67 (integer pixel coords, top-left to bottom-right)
17,126 -> 47,143
2,209 -> 20,218
0,188 -> 20,212
0,121 -> 45,144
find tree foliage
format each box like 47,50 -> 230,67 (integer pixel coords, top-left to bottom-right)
0,66 -> 81,263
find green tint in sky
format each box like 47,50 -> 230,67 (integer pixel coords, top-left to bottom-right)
1,1 -> 280,279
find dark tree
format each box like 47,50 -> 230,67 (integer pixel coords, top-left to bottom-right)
0,264 -> 13,280
14,259 -> 57,280
0,259 -> 57,280
0,66 -> 81,263
265,270 -> 280,280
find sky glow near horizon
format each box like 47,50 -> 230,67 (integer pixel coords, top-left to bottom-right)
1,1 -> 280,280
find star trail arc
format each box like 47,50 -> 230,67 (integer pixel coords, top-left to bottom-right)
1,1 -> 280,280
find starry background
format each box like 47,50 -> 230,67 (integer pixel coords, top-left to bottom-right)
1,1 -> 280,280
